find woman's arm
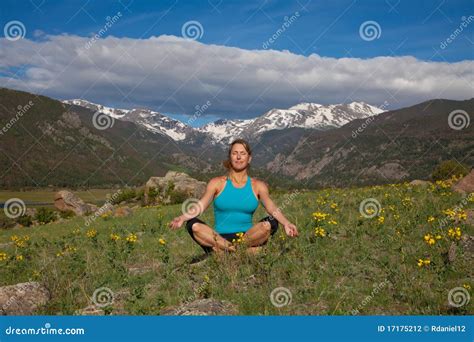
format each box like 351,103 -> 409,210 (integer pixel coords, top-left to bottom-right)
169,177 -> 220,229
257,180 -> 299,237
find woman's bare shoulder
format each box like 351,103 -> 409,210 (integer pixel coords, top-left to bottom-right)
208,176 -> 227,187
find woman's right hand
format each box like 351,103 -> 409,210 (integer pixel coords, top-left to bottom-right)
169,215 -> 185,230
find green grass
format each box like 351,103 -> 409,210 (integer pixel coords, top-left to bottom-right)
0,189 -> 116,207
0,181 -> 472,315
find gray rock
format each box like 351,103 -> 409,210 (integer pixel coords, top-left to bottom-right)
54,190 -> 96,216
0,282 -> 50,315
144,171 -> 206,204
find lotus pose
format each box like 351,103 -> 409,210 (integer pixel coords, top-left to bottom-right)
169,139 -> 298,255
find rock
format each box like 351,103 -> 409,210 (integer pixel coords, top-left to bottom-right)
127,261 -> 162,275
409,180 -> 430,186
0,282 -> 50,315
461,235 -> 474,255
113,206 -> 133,218
161,298 -> 238,316
54,190 -> 96,216
144,171 -> 206,204
74,305 -> 105,315
25,208 -> 37,217
452,169 -> 474,194
466,209 -> 474,227
448,242 -> 456,263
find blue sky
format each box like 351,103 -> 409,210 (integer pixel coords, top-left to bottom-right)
1,0 -> 473,126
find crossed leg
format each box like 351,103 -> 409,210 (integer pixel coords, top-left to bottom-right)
243,221 -> 272,254
191,222 -> 236,252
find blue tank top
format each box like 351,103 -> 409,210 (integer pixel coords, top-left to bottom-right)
213,175 -> 259,234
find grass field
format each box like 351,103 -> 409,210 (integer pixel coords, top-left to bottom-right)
0,180 -> 472,315
0,189 -> 116,208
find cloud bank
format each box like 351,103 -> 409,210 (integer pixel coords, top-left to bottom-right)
1,34 -> 472,119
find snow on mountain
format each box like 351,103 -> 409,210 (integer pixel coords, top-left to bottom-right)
198,101 -> 385,144
64,99 -> 384,145
63,99 -> 187,141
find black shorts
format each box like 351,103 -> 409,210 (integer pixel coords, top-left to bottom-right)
185,216 -> 279,254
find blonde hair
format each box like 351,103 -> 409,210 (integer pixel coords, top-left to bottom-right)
223,139 -> 252,170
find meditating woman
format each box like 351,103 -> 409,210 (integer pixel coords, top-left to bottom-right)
168,138 -> 298,255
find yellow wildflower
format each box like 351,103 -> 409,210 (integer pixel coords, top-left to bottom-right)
447,227 -> 462,240
158,238 -> 166,245
110,233 -> 121,241
0,252 -> 7,261
86,229 -> 97,238
15,255 -> 23,261
313,212 -> 329,221
377,216 -> 385,224
427,216 -> 435,223
126,233 -> 138,243
314,227 -> 326,237
463,284 -> 471,290
417,258 -> 430,267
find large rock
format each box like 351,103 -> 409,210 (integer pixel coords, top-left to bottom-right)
144,171 -> 206,204
0,282 -> 50,315
113,206 -> 133,218
54,190 -> 97,216
161,298 -> 238,316
452,170 -> 474,194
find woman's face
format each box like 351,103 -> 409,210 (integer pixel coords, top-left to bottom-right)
230,143 -> 251,171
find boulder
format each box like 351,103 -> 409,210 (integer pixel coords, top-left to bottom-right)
144,171 -> 206,204
0,282 -> 50,315
54,190 -> 97,216
160,298 -> 238,316
452,169 -> 474,194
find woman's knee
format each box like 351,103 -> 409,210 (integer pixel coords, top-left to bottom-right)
260,216 -> 278,234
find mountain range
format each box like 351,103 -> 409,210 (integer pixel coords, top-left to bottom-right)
1,87 -> 472,189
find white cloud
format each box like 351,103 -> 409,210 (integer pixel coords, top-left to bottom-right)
0,34 -> 472,119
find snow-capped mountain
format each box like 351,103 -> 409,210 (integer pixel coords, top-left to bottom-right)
198,101 -> 384,144
63,99 -> 188,141
63,99 -> 384,145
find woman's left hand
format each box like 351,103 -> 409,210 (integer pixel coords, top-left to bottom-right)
283,222 -> 298,237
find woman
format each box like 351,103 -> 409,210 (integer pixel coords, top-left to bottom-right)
169,138 -> 298,255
